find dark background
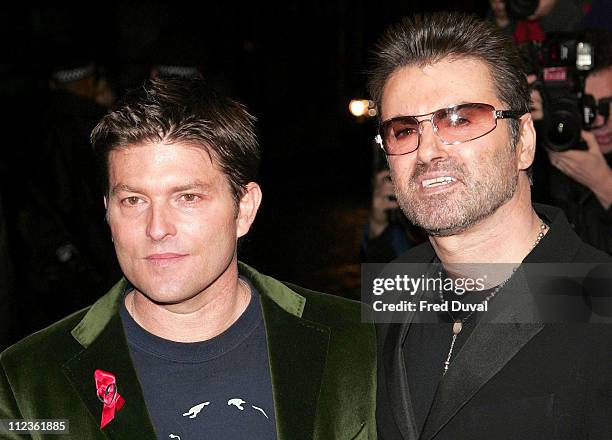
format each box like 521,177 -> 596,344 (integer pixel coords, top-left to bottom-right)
0,1 -> 490,344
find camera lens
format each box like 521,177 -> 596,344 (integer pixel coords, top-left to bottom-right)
543,97 -> 582,152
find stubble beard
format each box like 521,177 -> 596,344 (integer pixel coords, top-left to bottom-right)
392,144 -> 518,237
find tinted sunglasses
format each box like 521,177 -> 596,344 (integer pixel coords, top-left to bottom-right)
375,103 -> 524,156
593,96 -> 611,129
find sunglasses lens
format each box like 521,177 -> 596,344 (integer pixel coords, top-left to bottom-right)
382,117 -> 419,154
434,103 -> 496,144
379,103 -> 503,155
590,98 -> 611,129
598,98 -> 611,118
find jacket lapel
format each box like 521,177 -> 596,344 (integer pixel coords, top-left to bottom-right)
61,280 -> 157,439
239,262 -> 331,440
419,204 -> 584,439
379,255 -> 436,440
419,269 -> 545,440
383,321 -> 420,440
260,294 -> 330,440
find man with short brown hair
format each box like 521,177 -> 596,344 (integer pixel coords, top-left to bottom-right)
0,78 -> 377,440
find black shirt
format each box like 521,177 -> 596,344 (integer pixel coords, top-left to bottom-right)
120,280 -> 277,439
403,278 -> 495,433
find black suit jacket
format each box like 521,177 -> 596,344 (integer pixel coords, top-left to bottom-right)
376,204 -> 612,440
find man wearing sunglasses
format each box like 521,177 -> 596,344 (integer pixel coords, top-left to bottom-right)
369,12 -> 612,439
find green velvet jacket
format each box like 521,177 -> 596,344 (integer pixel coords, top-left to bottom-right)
0,262 -> 376,439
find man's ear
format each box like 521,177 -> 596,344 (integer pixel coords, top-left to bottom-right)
236,182 -> 262,238
104,196 -> 110,225
516,113 -> 536,171
103,196 -> 109,223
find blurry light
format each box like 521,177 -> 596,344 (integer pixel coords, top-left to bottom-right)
576,42 -> 593,71
350,99 -> 368,117
349,99 -> 377,119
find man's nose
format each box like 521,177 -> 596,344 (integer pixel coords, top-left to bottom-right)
594,100 -> 611,129
146,203 -> 177,241
593,113 -> 607,129
416,119 -> 450,164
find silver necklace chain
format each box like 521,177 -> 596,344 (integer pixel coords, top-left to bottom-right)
440,222 -> 548,375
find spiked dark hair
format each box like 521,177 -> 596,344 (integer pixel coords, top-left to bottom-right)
368,12 -> 531,143
91,77 -> 260,207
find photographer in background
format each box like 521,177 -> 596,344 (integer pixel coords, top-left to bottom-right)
531,29 -> 612,254
361,152 -> 426,263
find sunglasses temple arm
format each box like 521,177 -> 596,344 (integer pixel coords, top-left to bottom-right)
497,110 -> 525,119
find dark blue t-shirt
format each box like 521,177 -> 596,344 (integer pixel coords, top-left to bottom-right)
120,280 -> 277,439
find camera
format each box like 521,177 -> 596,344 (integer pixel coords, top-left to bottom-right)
521,32 -> 603,152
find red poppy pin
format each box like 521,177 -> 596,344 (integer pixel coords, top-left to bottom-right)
94,369 -> 125,428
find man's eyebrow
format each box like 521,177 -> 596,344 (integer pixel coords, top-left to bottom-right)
171,181 -> 212,193
110,181 -> 212,196
110,184 -> 140,196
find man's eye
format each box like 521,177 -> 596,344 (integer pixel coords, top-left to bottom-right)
180,194 -> 200,203
122,196 -> 142,206
447,114 -> 470,127
395,127 -> 418,139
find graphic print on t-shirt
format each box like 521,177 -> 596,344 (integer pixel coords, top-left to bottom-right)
169,397 -> 273,439
228,398 -> 246,410
252,405 -> 269,419
179,398 -> 271,420
182,401 -> 211,418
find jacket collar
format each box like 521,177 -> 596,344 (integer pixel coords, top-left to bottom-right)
62,262 -> 329,440
70,261 -> 308,348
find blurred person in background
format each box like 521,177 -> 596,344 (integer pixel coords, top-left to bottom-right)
9,41 -> 121,339
361,166 -> 426,263
530,29 -> 612,254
